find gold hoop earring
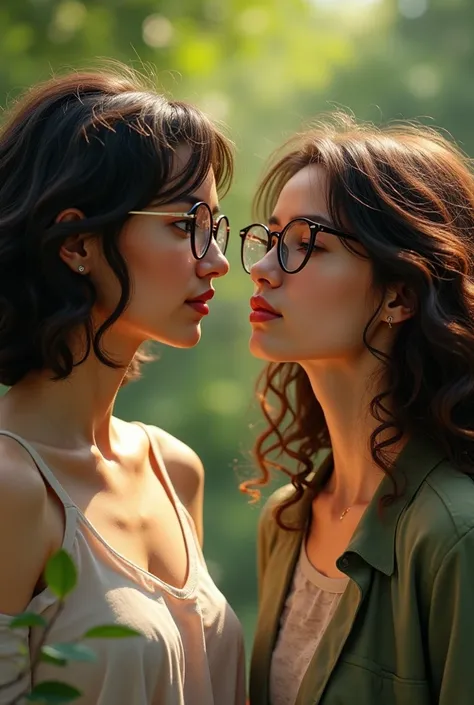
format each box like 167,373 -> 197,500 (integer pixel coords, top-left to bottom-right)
387,315 -> 393,329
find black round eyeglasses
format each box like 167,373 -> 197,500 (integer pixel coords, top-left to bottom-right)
129,201 -> 230,260
239,218 -> 357,274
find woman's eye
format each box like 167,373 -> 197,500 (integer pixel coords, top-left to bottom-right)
298,241 -> 323,252
173,220 -> 192,236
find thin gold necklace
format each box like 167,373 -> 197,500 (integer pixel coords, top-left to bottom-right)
339,506 -> 352,520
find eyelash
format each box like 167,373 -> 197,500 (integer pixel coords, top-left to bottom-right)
298,241 -> 325,253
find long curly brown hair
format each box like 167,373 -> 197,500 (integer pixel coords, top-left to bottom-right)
242,114 -> 474,528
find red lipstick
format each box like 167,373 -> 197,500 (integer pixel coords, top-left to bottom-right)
250,295 -> 282,323
186,289 -> 214,316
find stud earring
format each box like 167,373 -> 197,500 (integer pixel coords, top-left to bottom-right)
78,265 -> 85,273
387,315 -> 393,329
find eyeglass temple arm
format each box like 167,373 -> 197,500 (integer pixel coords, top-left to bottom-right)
317,224 -> 357,241
128,211 -> 196,217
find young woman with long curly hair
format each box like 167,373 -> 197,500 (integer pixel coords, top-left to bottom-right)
241,115 -> 474,705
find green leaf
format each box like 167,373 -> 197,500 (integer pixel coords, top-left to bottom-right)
9,612 -> 47,629
39,649 -> 67,667
42,643 -> 97,664
83,624 -> 141,639
26,680 -> 81,703
44,550 -> 77,599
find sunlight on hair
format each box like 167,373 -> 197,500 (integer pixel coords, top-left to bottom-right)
257,393 -> 275,418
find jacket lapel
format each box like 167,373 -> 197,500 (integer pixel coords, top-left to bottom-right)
250,515 -> 304,704
295,572 -> 369,704
250,457 -> 333,704
295,435 -> 446,703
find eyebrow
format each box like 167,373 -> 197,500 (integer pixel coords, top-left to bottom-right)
156,195 -> 220,216
268,213 -> 335,228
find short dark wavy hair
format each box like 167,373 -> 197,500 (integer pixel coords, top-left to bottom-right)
241,114 -> 474,527
0,64 -> 233,386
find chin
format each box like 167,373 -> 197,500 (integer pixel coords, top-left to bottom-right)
249,334 -> 289,362
165,324 -> 202,349
146,317 -> 203,348
249,330 -> 324,363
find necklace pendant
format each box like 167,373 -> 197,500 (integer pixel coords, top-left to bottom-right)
339,507 -> 351,520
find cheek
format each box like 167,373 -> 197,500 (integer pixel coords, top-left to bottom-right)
289,257 -> 374,339
128,242 -> 193,291
123,220 -> 194,287
94,231 -> 194,316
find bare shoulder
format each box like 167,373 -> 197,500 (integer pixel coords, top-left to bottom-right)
149,426 -> 205,496
147,426 -> 205,543
0,434 -> 49,511
0,436 -> 51,613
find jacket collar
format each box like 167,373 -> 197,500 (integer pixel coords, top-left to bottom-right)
249,435 -> 446,705
277,435 -> 446,576
342,435 -> 446,576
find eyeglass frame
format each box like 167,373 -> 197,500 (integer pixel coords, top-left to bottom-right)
129,201 -> 230,260
239,218 -> 358,274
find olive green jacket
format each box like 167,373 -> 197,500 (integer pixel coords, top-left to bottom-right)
249,437 -> 474,705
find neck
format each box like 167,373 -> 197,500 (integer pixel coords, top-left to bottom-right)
0,330 -> 141,454
301,352 -> 402,509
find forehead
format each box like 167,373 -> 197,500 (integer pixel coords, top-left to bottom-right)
273,164 -> 330,218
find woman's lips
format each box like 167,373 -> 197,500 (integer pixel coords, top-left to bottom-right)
249,309 -> 282,323
186,301 -> 209,315
186,289 -> 214,316
249,295 -> 282,323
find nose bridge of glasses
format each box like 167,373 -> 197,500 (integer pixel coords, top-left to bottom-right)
241,223 -> 277,240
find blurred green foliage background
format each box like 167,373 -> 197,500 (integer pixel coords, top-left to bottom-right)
1,0 -> 473,658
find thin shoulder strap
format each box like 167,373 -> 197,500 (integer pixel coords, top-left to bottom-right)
0,430 -> 74,509
133,423 -> 202,572
133,422 -> 181,504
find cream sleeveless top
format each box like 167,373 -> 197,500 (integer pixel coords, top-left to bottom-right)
269,542 -> 348,705
0,425 -> 246,705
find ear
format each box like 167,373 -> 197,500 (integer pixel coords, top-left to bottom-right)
57,209 -> 94,275
382,283 -> 416,326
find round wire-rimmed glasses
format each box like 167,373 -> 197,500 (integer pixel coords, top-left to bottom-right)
239,218 -> 358,274
129,201 -> 230,260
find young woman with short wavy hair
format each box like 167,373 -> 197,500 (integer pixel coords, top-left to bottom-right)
0,65 -> 245,705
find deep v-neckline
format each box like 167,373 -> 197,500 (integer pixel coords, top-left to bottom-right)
0,424 -> 199,599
